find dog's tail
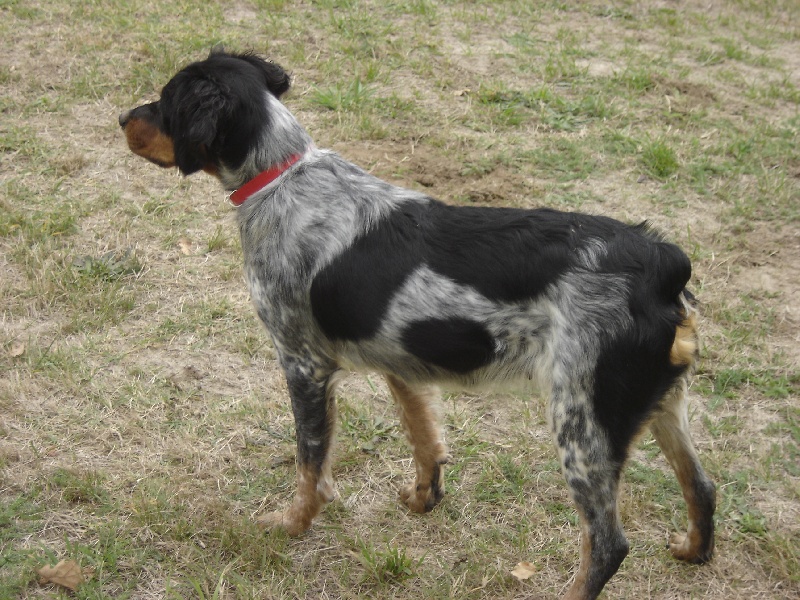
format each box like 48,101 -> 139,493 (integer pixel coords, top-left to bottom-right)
670,290 -> 699,368
643,235 -> 697,369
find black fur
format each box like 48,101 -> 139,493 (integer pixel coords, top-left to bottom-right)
311,199 -> 692,349
401,317 -> 496,374
156,51 -> 291,175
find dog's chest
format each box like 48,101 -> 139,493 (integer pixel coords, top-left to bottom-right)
236,200 -> 370,350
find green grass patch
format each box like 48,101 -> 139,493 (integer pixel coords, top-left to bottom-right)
357,539 -> 423,584
640,138 -> 680,179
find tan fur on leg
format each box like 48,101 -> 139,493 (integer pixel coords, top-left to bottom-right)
258,462 -> 335,536
562,518 -> 593,600
386,374 -> 450,513
650,381 -> 715,563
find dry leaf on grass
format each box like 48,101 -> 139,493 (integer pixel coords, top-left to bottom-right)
9,342 -> 25,357
38,559 -> 94,591
178,237 -> 193,255
510,561 -> 537,581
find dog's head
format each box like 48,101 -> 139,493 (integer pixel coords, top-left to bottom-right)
119,49 -> 291,177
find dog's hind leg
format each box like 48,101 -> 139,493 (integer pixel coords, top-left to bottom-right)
550,386 -> 630,600
386,375 -> 450,513
650,378 -> 716,563
258,365 -> 340,536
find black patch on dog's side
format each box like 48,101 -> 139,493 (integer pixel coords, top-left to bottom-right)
310,215 -> 421,341
422,202 -> 575,302
311,201 -> 632,342
401,317 -> 495,374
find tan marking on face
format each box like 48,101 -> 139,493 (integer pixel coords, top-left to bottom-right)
670,310 -> 697,367
202,162 -> 220,177
122,118 -> 176,168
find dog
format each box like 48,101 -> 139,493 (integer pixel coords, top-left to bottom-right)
119,49 -> 715,600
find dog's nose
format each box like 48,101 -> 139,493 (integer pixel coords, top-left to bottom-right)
118,110 -> 131,128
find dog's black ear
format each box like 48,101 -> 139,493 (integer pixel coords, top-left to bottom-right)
239,53 -> 291,98
260,60 -> 291,98
171,78 -> 230,175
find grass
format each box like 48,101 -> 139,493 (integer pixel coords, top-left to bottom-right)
640,138 -> 681,180
357,538 -> 423,584
1,0 -> 799,598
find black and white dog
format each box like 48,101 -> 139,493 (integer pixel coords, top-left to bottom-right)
120,50 -> 715,600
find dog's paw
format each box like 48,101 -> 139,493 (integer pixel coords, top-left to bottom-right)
257,510 -> 310,537
667,531 -> 713,564
399,482 -> 442,513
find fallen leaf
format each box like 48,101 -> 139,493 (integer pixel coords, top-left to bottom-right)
178,237 -> 193,255
38,559 -> 93,591
453,88 -> 471,97
510,561 -> 537,581
9,341 -> 25,357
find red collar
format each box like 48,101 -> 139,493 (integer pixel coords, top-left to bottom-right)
229,152 -> 304,206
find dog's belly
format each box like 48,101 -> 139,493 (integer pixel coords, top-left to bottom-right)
332,328 -> 554,391
326,266 -> 556,388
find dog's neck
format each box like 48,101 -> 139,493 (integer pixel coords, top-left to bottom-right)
229,151 -> 307,206
219,92 -> 313,191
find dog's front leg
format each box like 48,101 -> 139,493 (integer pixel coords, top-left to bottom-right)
258,361 -> 338,536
